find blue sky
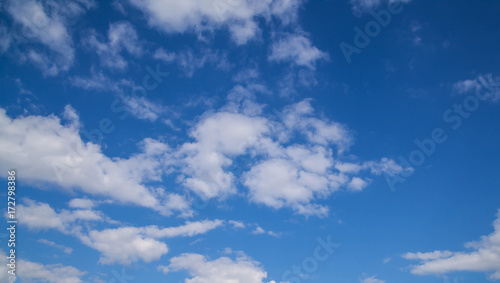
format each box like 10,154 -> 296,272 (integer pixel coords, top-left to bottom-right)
1,0 -> 500,282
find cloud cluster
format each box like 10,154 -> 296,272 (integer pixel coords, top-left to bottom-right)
174,88 -> 405,216
269,33 -> 328,69
127,0 -> 301,45
0,84 -> 405,217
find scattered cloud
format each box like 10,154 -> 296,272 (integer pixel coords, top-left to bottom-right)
83,21 -> 143,70
38,239 -> 74,254
158,252 -> 283,283
403,209 -> 500,280
17,259 -> 86,283
127,0 -> 301,44
18,199 -> 224,265
453,74 -> 500,101
269,33 -> 328,69
5,0 -> 94,75
349,0 -> 411,15
359,274 -> 386,283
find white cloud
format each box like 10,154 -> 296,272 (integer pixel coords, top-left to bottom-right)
158,252 -> 282,283
127,0 -> 301,44
0,107 -> 189,216
17,259 -> 86,283
178,49 -> 231,77
453,74 -> 500,101
82,226 -> 169,265
244,157 -> 337,217
177,111 -> 269,199
2,249 -> 85,283
269,33 -> 328,69
69,70 -> 134,93
252,226 -> 266,235
403,209 -> 500,280
18,199 -> 224,265
154,48 -> 176,62
348,177 -> 371,192
154,48 -> 230,77
5,0 -> 94,75
1,87 -> 406,218
17,199 -> 104,232
349,0 -> 411,15
229,220 -> 246,229
120,95 -> 165,121
80,219 -> 224,265
0,26 -> 12,53
68,198 -> 95,209
144,219 -> 224,238
251,226 -> 280,237
38,239 -> 74,254
171,89 -> 404,217
359,274 -> 386,283
83,21 -> 142,70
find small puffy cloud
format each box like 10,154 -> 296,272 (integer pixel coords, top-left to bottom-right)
229,220 -> 246,229
348,177 -> 371,192
252,226 -> 266,235
359,274 -> 386,283
158,252 -> 282,283
403,209 -> 500,280
269,33 -> 328,69
251,226 -> 280,237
